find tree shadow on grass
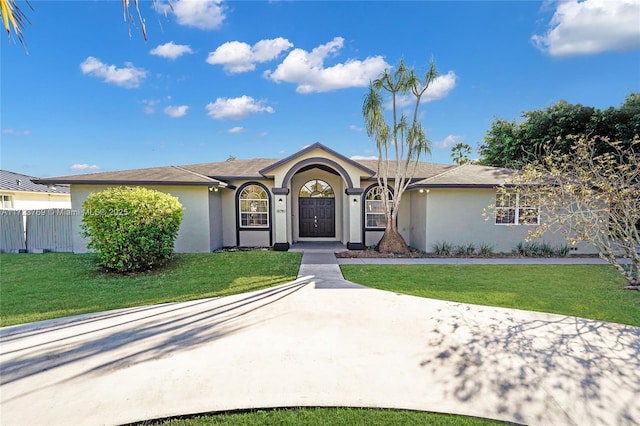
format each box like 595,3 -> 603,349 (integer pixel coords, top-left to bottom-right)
0,278 -> 311,400
420,304 -> 640,425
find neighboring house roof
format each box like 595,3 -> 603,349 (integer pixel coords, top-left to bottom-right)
410,164 -> 515,188
0,170 -> 70,194
32,145 -> 514,189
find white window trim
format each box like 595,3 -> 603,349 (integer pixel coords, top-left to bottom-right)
299,179 -> 334,198
1,195 -> 13,209
495,192 -> 539,226
365,186 -> 389,230
239,185 -> 269,229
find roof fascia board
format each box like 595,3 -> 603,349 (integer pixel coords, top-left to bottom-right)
259,142 -> 375,176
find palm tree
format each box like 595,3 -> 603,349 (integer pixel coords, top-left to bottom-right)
1,0 -> 156,51
363,58 -> 438,253
1,0 -> 30,49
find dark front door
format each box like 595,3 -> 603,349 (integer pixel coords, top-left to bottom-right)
299,198 -> 335,237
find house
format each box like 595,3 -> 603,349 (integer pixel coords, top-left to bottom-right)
34,143 -> 580,254
0,170 -> 71,209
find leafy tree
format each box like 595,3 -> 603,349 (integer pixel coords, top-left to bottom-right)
479,95 -> 639,168
363,58 -> 438,253
81,186 -> 183,273
450,142 -> 473,165
494,136 -> 639,289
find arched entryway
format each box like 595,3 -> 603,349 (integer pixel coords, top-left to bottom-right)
298,179 -> 335,237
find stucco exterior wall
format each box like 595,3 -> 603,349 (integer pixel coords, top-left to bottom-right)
421,188 -> 576,253
1,191 -> 71,210
220,185 -> 238,247
238,231 -> 271,247
70,185 -> 211,254
208,190 -> 223,250
397,191 -> 411,244
409,190 -> 427,250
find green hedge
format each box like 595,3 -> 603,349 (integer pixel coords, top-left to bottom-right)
81,186 -> 183,273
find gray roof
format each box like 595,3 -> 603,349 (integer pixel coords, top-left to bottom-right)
33,151 -> 514,189
33,165 -> 228,187
357,160 -> 456,181
409,164 -> 515,188
182,159 -> 278,180
0,170 -> 70,194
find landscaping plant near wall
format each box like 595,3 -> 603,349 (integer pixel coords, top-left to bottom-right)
81,186 -> 183,273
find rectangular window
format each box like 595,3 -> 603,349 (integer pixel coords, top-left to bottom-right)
365,199 -> 386,228
1,195 -> 13,209
240,199 -> 268,228
495,192 -> 539,225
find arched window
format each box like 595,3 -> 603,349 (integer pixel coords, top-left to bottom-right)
299,179 -> 334,198
239,184 -> 269,228
364,185 -> 391,229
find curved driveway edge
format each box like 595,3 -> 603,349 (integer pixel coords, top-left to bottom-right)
1,277 -> 639,426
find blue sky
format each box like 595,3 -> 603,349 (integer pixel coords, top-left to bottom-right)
2,0 -> 639,177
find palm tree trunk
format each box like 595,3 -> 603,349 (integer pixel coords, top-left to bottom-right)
376,217 -> 410,254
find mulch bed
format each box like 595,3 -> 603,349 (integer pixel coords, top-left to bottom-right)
335,247 -> 601,259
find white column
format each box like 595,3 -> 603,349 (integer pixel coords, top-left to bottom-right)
272,188 -> 290,250
346,188 -> 364,249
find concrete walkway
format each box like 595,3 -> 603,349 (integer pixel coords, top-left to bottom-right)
338,257 -> 619,265
1,246 -> 639,426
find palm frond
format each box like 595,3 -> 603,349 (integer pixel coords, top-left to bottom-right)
1,0 -> 31,51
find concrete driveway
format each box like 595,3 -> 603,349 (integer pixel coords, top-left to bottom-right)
1,277 -> 639,426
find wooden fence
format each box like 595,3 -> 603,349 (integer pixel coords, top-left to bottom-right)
0,209 -> 73,253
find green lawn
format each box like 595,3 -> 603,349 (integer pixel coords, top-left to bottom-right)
341,264 -> 640,326
0,251 -> 302,327
153,407 -> 510,426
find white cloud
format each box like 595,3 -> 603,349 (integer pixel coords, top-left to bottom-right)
350,155 -> 378,160
265,37 -> 390,93
206,37 -> 293,73
80,56 -> 147,88
349,124 -> 363,132
150,41 -> 194,60
394,71 -> 457,108
2,129 -> 31,136
205,95 -> 275,120
164,105 -> 189,118
70,163 -> 101,172
141,99 -> 159,114
532,0 -> 640,56
227,126 -> 244,134
434,134 -> 464,149
160,0 -> 226,30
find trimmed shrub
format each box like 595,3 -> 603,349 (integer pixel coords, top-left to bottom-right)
81,186 -> 183,273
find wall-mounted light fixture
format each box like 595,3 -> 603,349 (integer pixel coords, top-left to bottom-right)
209,186 -> 219,192
352,197 -> 358,205
278,198 -> 283,205
419,188 -> 424,193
